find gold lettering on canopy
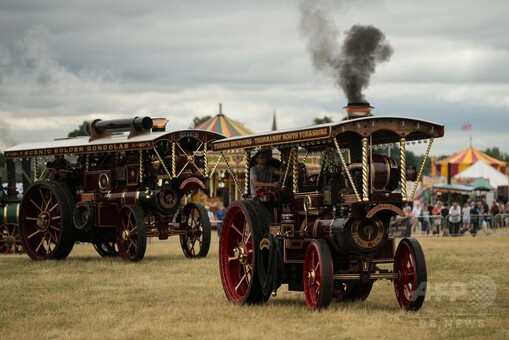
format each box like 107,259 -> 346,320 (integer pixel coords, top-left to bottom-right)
5,142 -> 153,158
212,126 -> 331,151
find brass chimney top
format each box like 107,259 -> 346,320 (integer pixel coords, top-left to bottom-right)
344,102 -> 373,119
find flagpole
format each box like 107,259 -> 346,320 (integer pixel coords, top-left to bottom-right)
469,124 -> 472,147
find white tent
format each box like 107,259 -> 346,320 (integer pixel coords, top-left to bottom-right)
454,160 -> 508,187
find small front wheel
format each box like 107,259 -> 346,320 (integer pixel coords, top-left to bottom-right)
179,203 -> 211,258
303,239 -> 334,310
393,238 -> 427,311
0,223 -> 23,254
116,205 -> 146,262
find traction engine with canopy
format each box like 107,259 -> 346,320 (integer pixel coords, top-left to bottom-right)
4,117 -> 224,262
212,104 -> 444,310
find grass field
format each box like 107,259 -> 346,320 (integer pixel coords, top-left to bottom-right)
1,233 -> 508,339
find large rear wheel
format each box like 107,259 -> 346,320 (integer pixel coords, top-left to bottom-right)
179,202 -> 211,258
303,239 -> 334,310
19,181 -> 75,260
116,205 -> 146,262
393,238 -> 427,311
219,201 -> 266,304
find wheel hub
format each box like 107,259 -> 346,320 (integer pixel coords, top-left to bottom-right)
5,236 -> 14,245
122,229 -> 131,241
306,269 -> 316,284
36,212 -> 51,231
233,243 -> 248,265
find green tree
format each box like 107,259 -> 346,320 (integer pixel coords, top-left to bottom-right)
68,121 -> 90,137
191,116 -> 211,128
483,147 -> 509,162
313,116 -> 333,125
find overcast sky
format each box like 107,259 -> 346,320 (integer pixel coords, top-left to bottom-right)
1,0 -> 509,157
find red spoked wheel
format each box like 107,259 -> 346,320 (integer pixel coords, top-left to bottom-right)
19,181 -> 75,260
219,201 -> 266,305
303,239 -> 334,310
393,238 -> 427,311
116,205 -> 146,262
93,241 -> 119,257
0,223 -> 24,254
180,202 -> 211,258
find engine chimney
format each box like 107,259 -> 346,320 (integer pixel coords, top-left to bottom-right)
343,102 -> 373,162
344,102 -> 373,119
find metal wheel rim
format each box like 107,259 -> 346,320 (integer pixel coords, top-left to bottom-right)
19,182 -> 71,259
0,223 -> 23,254
116,206 -> 146,262
180,203 -> 210,258
393,238 -> 426,310
219,205 -> 256,303
303,240 -> 333,310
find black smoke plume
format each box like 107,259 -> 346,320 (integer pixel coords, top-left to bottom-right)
299,0 -> 393,103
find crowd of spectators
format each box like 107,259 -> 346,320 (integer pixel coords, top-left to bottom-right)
403,199 -> 509,237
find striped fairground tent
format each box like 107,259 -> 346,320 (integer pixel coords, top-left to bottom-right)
195,104 -> 254,137
433,146 -> 507,178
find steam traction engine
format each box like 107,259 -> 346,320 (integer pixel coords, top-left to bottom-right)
4,117 -> 224,261
212,104 -> 444,310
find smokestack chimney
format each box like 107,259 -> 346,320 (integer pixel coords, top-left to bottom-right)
344,102 -> 373,119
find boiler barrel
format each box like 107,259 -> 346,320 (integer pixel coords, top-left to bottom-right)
92,116 -> 153,134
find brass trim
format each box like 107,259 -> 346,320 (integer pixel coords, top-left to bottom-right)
366,203 -> 405,218
350,218 -> 384,250
399,138 -> 407,202
410,137 -> 434,201
361,137 -> 369,202
333,273 -> 398,280
98,172 -> 110,191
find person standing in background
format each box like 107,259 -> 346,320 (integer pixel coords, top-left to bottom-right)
448,201 -> 462,236
462,202 -> 471,233
470,201 -> 480,237
411,201 -> 422,235
441,202 -> 450,236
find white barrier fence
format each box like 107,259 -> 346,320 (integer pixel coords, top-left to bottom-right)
390,213 -> 509,237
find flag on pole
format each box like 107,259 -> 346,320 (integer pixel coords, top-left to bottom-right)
461,124 -> 472,131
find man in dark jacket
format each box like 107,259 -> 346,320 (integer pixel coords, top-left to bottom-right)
470,202 -> 479,237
